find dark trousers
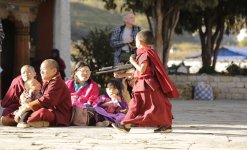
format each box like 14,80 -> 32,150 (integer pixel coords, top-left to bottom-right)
19,110 -> 33,123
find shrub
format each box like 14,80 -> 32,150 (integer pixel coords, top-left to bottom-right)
72,27 -> 114,87
198,66 -> 217,74
226,62 -> 243,75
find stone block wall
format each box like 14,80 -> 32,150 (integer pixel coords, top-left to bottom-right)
169,75 -> 247,100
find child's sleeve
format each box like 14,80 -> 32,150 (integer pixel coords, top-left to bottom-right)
138,53 -> 149,65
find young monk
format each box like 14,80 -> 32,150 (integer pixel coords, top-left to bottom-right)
112,30 -> 179,133
1,65 -> 37,126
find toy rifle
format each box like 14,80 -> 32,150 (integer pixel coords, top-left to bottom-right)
95,64 -> 133,75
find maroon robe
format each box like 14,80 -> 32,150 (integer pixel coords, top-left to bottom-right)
28,74 -> 72,126
1,75 -> 23,118
140,47 -> 179,98
122,47 -> 178,127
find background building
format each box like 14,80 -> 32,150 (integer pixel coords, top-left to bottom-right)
0,0 -> 71,98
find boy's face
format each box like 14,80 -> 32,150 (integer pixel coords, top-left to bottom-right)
29,80 -> 41,92
106,84 -> 119,97
21,67 -> 36,82
135,36 -> 141,49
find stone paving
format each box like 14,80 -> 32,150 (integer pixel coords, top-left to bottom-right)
0,100 -> 247,150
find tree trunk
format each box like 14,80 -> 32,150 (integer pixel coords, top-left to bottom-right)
154,0 -> 164,62
212,18 -> 225,69
199,17 -> 214,72
145,12 -> 153,32
199,26 -> 208,70
163,7 -> 180,67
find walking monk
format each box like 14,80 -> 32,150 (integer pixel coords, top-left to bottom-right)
112,30 -> 178,133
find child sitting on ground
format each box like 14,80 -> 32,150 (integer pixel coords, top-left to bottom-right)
93,79 -> 128,127
14,78 -> 42,128
115,68 -> 135,104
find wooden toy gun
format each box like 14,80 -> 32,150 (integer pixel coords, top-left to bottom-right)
95,64 -> 133,75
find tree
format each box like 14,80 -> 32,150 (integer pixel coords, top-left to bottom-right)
177,0 -> 247,73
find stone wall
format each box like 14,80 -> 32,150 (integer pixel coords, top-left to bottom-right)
169,75 -> 247,100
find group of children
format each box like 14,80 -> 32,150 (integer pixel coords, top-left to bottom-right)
13,30 -> 178,133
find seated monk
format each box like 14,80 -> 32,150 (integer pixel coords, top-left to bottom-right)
20,59 -> 72,127
1,65 -> 37,126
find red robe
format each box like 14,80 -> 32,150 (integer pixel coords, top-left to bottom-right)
28,74 -> 72,126
123,47 -> 178,127
1,75 -> 23,118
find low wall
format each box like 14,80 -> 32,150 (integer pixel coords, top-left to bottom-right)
169,75 -> 247,100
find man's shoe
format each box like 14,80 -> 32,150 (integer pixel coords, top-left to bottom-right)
112,123 -> 131,133
1,116 -> 17,126
154,126 -> 172,133
28,121 -> 49,128
17,122 -> 30,128
96,120 -> 110,127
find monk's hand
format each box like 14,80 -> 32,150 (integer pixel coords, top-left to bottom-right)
129,56 -> 136,65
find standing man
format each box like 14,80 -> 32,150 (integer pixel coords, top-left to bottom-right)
24,59 -> 72,127
110,12 -> 141,65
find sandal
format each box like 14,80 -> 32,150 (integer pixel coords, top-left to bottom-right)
112,123 -> 131,133
154,126 -> 172,133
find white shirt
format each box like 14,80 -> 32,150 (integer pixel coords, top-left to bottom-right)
122,27 -> 132,52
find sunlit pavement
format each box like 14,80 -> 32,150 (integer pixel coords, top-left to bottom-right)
0,100 -> 247,150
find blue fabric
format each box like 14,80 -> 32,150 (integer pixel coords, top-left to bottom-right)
194,82 -> 214,100
74,81 -> 88,92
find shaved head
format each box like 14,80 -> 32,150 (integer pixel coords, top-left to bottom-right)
21,65 -> 35,73
20,65 -> 36,82
42,59 -> 59,70
40,59 -> 59,81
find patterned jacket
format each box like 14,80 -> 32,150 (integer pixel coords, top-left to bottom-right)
110,25 -> 141,65
0,21 -> 5,50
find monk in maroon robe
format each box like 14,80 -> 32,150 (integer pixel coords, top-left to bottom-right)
21,59 -> 72,127
1,65 -> 37,126
112,30 -> 178,133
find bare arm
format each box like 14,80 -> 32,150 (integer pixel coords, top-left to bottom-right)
114,72 -> 134,78
129,57 -> 147,74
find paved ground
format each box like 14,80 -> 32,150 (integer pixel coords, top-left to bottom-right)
0,100 -> 247,150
